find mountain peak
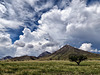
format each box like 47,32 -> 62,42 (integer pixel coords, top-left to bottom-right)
38,51 -> 51,57
40,45 -> 100,60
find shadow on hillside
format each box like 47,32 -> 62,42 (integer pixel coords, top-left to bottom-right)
67,63 -> 90,66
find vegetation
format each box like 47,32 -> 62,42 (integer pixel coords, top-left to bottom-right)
0,45 -> 100,75
0,60 -> 100,75
69,54 -> 87,65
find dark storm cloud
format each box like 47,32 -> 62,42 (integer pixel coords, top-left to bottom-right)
14,41 -> 25,47
27,44 -> 34,48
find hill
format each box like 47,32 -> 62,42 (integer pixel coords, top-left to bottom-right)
40,45 -> 100,60
10,55 -> 37,61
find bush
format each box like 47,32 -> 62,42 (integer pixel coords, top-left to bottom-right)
69,54 -> 87,65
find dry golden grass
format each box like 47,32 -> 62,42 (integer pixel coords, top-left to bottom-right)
0,60 -> 100,75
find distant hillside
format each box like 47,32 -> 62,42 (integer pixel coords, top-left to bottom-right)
40,45 -> 100,60
0,56 -> 13,60
10,55 -> 37,61
38,51 -> 51,57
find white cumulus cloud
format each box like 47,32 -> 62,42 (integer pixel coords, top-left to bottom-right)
1,0 -> 100,58
14,28 -> 59,57
79,43 -> 100,53
0,33 -> 16,58
12,0 -> 100,57
79,43 -> 93,51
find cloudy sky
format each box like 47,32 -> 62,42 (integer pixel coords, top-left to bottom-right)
0,0 -> 100,58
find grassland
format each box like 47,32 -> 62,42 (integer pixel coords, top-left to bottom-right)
0,60 -> 100,75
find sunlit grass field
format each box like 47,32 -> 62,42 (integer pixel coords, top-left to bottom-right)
0,60 -> 100,75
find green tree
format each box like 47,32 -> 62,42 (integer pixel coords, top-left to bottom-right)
69,54 -> 87,65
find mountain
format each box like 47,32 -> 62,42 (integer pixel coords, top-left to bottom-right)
40,45 -> 100,60
0,56 -> 13,60
10,55 -> 37,61
38,51 -> 51,57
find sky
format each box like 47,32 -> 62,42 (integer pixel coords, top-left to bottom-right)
0,0 -> 100,58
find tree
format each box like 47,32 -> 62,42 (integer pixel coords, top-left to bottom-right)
69,54 -> 87,65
